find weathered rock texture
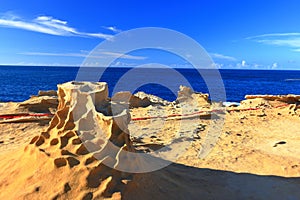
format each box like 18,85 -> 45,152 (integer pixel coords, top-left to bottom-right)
240,98 -> 272,109
112,91 -> 170,108
175,85 -> 210,107
245,94 -> 300,104
1,83 -> 300,199
134,91 -> 170,106
18,90 -> 58,113
1,81 -> 134,199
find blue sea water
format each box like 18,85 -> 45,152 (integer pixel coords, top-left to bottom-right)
0,65 -> 300,103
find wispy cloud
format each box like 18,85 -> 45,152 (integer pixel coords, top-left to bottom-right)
210,53 -> 237,61
102,26 -> 122,33
247,32 -> 300,51
19,51 -> 147,60
19,52 -> 92,58
2,61 -> 80,67
246,33 -> 300,39
100,51 -> 147,60
0,13 -> 114,40
255,38 -> 300,48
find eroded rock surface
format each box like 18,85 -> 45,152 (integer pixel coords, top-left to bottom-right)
1,83 -> 300,199
1,81 -> 135,199
245,94 -> 300,104
112,91 -> 170,108
175,85 -> 210,108
18,90 -> 58,113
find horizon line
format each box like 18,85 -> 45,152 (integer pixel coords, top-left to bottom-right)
0,64 -> 299,71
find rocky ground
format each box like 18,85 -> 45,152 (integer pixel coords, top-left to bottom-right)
0,83 -> 300,199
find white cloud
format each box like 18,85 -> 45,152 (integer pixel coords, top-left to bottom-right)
253,63 -> 263,69
247,32 -> 300,51
233,61 -> 280,70
102,26 -> 122,33
84,33 -> 114,39
271,62 -> 278,69
0,14 -> 114,40
36,16 -> 67,25
241,60 -> 246,67
2,61 -> 80,67
246,33 -> 300,40
19,52 -> 93,58
210,53 -> 237,61
235,60 -> 247,68
100,51 -> 147,60
19,51 -> 147,60
211,63 -> 223,69
0,18 -> 63,35
78,49 -> 147,60
35,16 -> 76,34
111,61 -> 139,67
256,38 -> 300,48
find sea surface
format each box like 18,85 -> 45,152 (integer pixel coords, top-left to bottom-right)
1,65 -> 300,103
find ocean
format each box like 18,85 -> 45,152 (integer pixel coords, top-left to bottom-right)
1,65 -> 300,103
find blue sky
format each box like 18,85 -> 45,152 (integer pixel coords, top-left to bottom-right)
1,0 -> 300,69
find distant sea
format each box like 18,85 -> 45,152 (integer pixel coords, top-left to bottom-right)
1,65 -> 300,103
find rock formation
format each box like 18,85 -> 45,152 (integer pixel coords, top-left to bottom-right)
112,91 -> 170,108
175,85 -> 210,107
12,81 -> 135,199
1,83 -> 300,199
240,98 -> 272,109
18,90 -> 58,113
245,94 -> 300,104
133,91 -> 170,106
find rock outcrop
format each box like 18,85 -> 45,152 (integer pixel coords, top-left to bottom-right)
37,90 -> 57,97
1,83 -> 300,199
240,98 -> 272,109
175,86 -> 210,107
18,90 -> 58,113
112,91 -> 170,108
112,91 -> 151,108
134,91 -> 170,106
3,81 -> 135,199
245,94 -> 300,104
